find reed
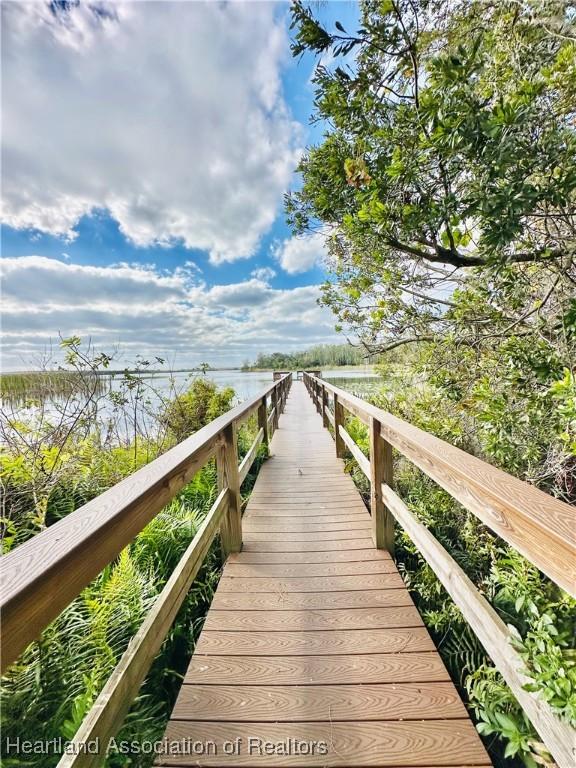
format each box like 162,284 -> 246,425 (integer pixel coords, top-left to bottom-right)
1,371 -> 106,402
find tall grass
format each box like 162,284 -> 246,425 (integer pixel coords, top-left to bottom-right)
1,371 -> 107,403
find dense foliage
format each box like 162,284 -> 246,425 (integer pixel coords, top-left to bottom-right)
0,342 -> 266,767
244,342 -> 382,369
289,1 -> 575,765
289,0 -> 575,355
160,378 -> 235,443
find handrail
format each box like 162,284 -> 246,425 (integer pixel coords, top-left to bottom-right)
338,424 -> 370,478
57,486 -> 229,768
304,373 -> 575,596
303,372 -> 575,768
0,373 -> 292,674
238,427 -> 265,485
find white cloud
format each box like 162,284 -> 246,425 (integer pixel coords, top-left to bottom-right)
1,1 -> 301,263
273,233 -> 327,274
191,278 -> 274,309
0,256 -> 338,369
251,266 -> 276,282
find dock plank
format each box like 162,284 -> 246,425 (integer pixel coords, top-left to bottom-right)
158,721 -> 489,766
221,560 -> 397,577
217,572 -> 406,592
195,627 -> 435,655
183,653 -> 451,685
203,606 -> 423,632
172,682 -> 467,721
242,539 -> 376,552
210,589 -> 414,611
225,549 -> 390,564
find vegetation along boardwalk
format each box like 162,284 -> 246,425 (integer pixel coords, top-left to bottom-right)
2,375 -> 574,768
159,381 -> 489,767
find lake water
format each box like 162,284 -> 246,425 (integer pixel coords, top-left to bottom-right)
120,368 -> 381,405
1,368 -> 383,442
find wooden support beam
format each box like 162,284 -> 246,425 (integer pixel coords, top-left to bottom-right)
370,418 -> 394,554
272,387 -> 279,430
338,425 -> 371,478
217,424 -> 242,554
257,396 -> 268,448
322,386 -> 329,428
267,406 -> 276,435
238,428 -> 265,485
334,393 -> 346,459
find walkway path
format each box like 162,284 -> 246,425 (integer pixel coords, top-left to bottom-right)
158,382 -> 490,767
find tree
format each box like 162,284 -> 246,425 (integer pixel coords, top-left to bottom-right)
287,0 -> 576,354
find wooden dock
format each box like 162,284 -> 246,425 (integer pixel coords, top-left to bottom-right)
159,382 -> 490,767
4,372 -> 573,768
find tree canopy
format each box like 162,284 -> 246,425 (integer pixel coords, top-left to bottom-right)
288,0 -> 576,354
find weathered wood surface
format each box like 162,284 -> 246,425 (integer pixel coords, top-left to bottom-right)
238,427 -> 265,485
172,681 -> 466,720
370,416 -> 394,552
161,382 -> 489,768
217,423 -> 242,554
209,589 -> 415,611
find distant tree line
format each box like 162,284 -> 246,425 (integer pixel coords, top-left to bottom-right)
243,343 -> 382,370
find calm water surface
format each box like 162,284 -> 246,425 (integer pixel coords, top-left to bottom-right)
126,368 -> 381,404
1,368 -> 383,442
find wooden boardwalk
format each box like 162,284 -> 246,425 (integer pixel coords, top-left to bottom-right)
159,382 -> 490,767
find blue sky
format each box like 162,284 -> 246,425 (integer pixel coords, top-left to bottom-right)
1,1 -> 360,370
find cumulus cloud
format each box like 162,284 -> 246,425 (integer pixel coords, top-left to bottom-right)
251,266 -> 276,282
1,1 -> 301,262
0,257 -> 338,369
1,256 -> 185,310
273,233 -> 327,274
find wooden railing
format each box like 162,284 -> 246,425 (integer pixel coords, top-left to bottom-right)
303,372 -> 575,768
0,373 -> 292,766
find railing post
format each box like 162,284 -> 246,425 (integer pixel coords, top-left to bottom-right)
217,424 -> 242,554
272,385 -> 279,430
333,393 -> 345,459
370,416 -> 394,554
321,385 -> 328,428
258,395 -> 268,449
